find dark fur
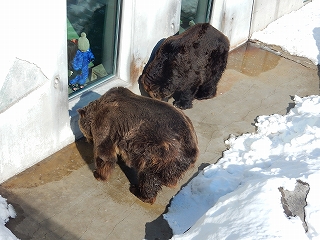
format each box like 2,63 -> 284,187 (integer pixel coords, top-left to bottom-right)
67,39 -> 78,71
78,87 -> 199,204
140,23 -> 230,109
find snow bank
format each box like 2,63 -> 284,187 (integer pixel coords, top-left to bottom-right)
0,195 -> 18,240
164,95 -> 320,239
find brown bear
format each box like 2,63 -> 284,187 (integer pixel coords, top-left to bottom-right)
140,23 -> 230,110
77,87 -> 199,204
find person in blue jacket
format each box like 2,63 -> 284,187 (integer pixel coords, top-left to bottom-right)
69,32 -> 95,91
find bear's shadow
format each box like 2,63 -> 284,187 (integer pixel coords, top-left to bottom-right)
117,156 -> 139,186
144,162 -> 211,239
75,140 -> 140,183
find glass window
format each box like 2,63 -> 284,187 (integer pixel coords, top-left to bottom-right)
180,0 -> 213,33
67,0 -> 121,98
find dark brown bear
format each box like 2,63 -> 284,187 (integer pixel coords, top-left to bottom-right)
77,87 -> 199,204
140,23 -> 230,110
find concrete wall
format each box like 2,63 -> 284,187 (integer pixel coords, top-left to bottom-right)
0,0 -> 73,183
128,0 -> 181,90
211,0 -> 253,49
211,0 -> 308,49
0,0 -> 309,183
250,0 -> 309,35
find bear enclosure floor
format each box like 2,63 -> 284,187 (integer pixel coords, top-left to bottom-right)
1,41 -> 319,240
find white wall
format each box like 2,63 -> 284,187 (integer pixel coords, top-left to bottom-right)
0,0 -> 73,183
211,0 -> 308,50
250,0 -> 308,35
129,0 -> 181,89
211,0 -> 253,49
132,0 -> 180,62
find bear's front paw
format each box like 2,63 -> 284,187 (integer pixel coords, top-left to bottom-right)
141,196 -> 156,204
129,185 -> 156,204
93,170 -> 106,181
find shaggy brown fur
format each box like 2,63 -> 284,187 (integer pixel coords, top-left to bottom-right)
140,23 -> 230,110
78,87 -> 199,204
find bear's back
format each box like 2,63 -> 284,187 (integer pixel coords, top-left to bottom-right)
160,23 -> 229,59
91,87 -> 196,140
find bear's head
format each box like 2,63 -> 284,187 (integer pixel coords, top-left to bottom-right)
140,74 -> 173,102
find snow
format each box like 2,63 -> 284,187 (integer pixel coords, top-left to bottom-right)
251,0 -> 320,65
1,1 -> 320,239
164,1 -> 320,239
0,196 -> 18,240
164,95 -> 320,239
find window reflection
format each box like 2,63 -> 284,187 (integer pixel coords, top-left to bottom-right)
180,0 -> 213,33
67,0 -> 120,98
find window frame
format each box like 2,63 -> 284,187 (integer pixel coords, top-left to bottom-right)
67,0 -> 122,101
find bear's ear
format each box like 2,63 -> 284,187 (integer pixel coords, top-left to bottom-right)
77,108 -> 86,118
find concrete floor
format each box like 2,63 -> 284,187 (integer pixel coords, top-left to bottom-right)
1,41 -> 319,240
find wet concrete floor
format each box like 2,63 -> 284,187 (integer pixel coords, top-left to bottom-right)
1,41 -> 319,240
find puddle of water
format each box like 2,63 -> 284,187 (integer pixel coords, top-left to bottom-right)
1,138 -> 94,188
227,42 -> 281,76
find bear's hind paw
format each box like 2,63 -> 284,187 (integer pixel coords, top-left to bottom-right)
173,100 -> 193,110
